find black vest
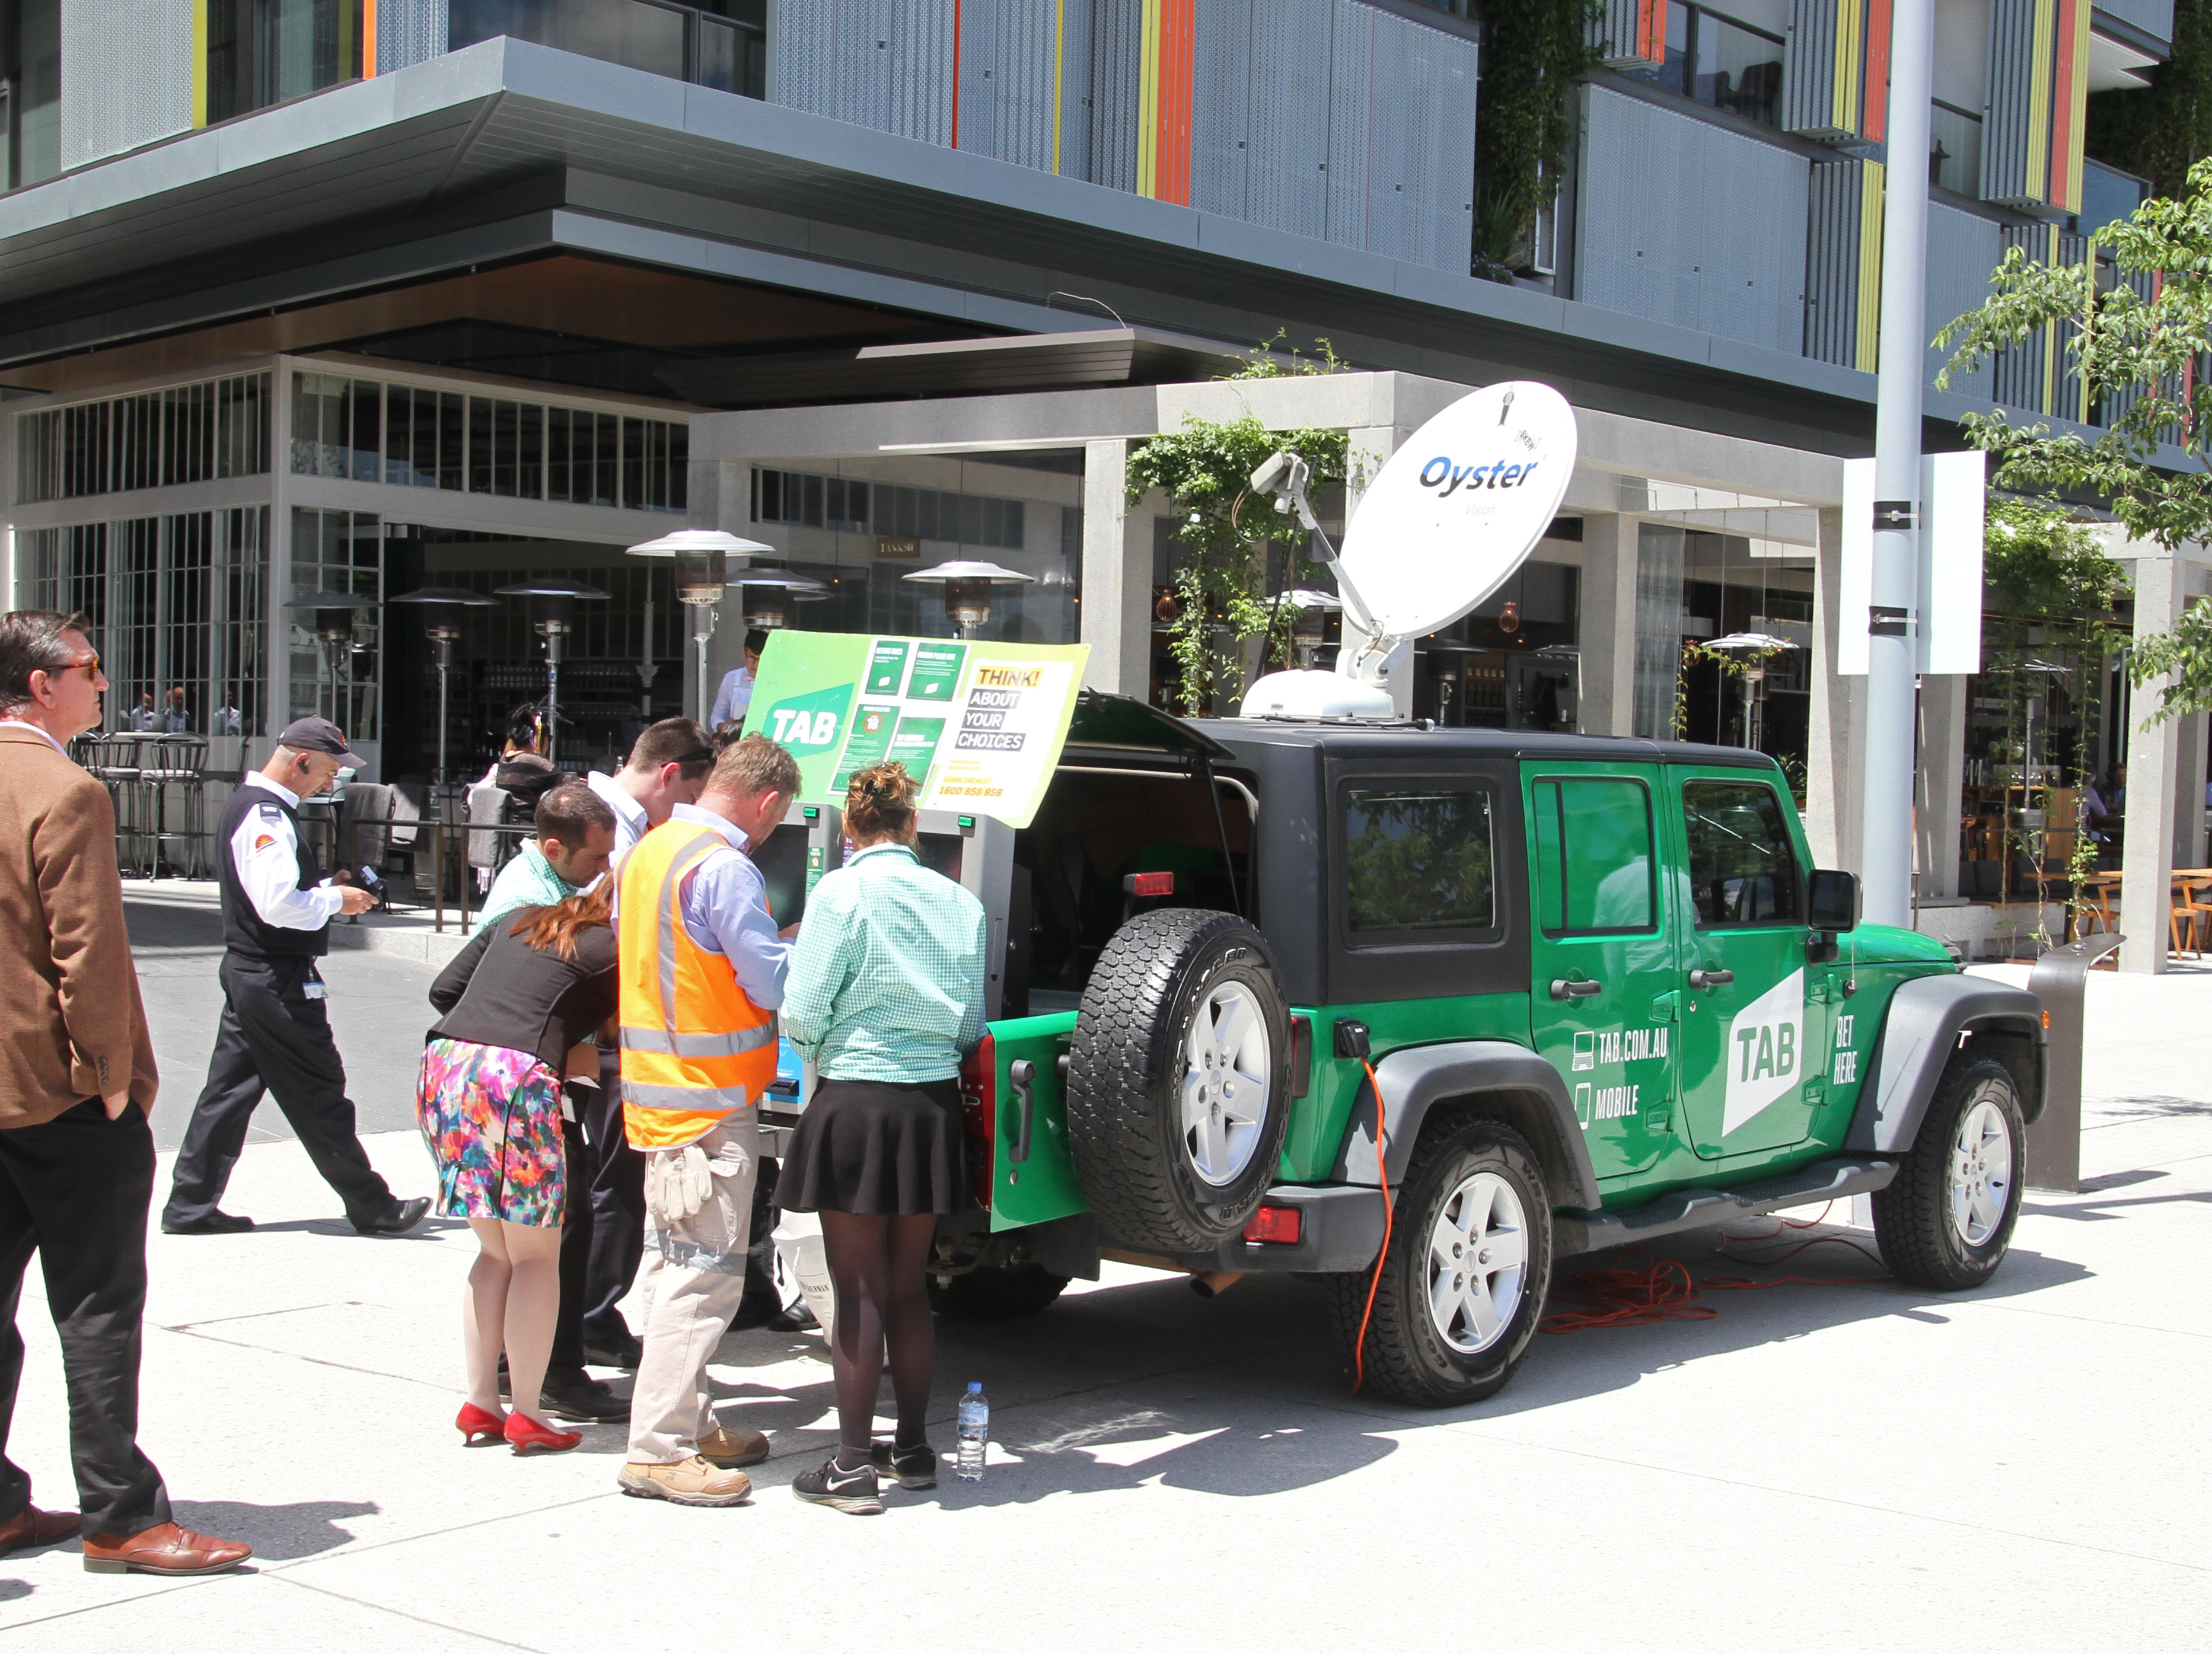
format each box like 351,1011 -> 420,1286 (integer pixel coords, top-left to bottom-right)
217,783 -> 327,959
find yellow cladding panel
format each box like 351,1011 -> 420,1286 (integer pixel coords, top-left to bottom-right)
1136,0 -> 1162,199
1052,0 -> 1066,174
192,0 -> 208,126
1834,0 -> 1863,131
1857,161 -> 1885,374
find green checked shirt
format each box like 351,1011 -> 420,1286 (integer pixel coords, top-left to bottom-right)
477,840 -> 580,930
782,843 -> 989,1083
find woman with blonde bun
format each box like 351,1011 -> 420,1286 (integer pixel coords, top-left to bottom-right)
779,761 -> 987,1514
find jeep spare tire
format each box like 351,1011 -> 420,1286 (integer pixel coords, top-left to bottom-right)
1066,908 -> 1292,1253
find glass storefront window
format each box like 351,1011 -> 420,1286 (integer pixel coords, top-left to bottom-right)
17,373 -> 270,503
289,506 -> 381,738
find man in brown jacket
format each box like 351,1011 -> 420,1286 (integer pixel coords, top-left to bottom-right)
0,611 -> 249,1577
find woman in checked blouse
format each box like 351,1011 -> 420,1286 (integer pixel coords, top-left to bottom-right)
778,761 -> 988,1513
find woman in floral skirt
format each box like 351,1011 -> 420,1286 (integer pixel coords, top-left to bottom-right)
418,884 -> 616,1454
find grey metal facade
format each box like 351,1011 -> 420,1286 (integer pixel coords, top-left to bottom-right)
377,0 -> 451,74
771,0 -> 955,148
1924,203 -> 2003,392
1576,87 -> 1809,358
58,0 -> 194,173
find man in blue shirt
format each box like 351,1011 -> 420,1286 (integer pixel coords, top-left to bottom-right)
707,630 -> 770,732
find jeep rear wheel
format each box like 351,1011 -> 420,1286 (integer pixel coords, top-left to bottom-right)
1872,1054 -> 2024,1290
927,1261 -> 1071,1321
1066,908 -> 1293,1253
1329,1118 -> 1553,1407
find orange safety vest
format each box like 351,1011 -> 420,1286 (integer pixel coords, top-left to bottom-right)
617,818 -> 779,1149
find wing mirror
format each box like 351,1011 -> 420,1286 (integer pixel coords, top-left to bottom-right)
1809,869 -> 1860,934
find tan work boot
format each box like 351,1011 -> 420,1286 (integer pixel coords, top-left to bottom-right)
697,1426 -> 770,1468
618,1455 -> 752,1506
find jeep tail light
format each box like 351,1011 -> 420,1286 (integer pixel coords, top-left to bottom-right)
1123,871 -> 1175,897
1242,1204 -> 1302,1245
958,1032 -> 996,1212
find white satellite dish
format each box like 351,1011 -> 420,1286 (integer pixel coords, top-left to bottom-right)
1237,380 -> 1577,720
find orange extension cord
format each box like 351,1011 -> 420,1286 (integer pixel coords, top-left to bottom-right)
1541,1205 -> 1890,1334
1349,1060 -> 1392,1394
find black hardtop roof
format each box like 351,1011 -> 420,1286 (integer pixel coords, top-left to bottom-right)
1187,719 -> 1783,772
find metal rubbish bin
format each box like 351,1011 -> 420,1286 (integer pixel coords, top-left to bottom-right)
2024,931 -> 2121,1193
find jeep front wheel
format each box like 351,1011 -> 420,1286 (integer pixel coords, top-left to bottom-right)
1872,1053 -> 2024,1290
1066,908 -> 1293,1253
1329,1118 -> 1553,1407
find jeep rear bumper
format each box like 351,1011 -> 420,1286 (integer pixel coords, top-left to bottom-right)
1166,1184 -> 1390,1276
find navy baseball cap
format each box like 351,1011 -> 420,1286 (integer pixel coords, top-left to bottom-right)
277,716 -> 365,768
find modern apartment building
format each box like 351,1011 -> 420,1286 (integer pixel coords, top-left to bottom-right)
0,1 -> 2196,910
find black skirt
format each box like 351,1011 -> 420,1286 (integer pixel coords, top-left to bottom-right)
779,1076 -> 971,1216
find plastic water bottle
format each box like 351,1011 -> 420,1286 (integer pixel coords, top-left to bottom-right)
955,1382 -> 989,1483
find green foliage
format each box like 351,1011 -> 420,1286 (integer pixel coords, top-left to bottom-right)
1933,160 -> 2212,720
1343,791 -> 1495,932
1126,339 -> 1350,715
2086,0 -> 2212,200
1474,0 -> 1602,272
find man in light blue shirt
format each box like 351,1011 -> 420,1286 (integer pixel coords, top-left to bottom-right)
707,630 -> 770,732
477,781 -> 617,929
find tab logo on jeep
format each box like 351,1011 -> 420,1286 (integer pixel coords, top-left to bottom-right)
1723,968 -> 1806,1134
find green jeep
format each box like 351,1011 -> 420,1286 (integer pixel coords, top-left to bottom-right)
764,696 -> 2045,1408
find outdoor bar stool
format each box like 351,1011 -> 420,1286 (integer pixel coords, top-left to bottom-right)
142,734 -> 208,878
88,732 -> 154,878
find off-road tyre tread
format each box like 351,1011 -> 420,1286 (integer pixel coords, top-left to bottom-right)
1870,1054 -> 2023,1291
926,1261 -> 1071,1321
1066,907 -> 1292,1254
1325,1117 -> 1552,1408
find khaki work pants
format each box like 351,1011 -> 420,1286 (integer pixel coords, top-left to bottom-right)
625,1118 -> 758,1464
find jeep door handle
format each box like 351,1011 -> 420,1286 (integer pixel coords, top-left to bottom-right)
1688,968 -> 1735,989
1008,1059 -> 1036,1163
1549,979 -> 1602,1000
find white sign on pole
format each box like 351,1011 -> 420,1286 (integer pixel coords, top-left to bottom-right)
1836,451 -> 1984,676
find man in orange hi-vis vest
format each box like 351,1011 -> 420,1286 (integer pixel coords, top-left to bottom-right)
613,735 -> 799,1508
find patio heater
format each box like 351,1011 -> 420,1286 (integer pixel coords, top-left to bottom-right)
903,559 -> 1033,640
493,577 -> 609,766
737,570 -> 831,632
385,586 -> 500,788
624,530 -> 773,724
283,591 -> 372,727
1704,630 -> 1800,751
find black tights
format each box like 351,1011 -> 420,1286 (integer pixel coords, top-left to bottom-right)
820,1210 -> 938,1463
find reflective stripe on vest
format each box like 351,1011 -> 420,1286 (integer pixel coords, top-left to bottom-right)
617,818 -> 777,1149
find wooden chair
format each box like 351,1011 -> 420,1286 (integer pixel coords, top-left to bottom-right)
2172,878 -> 2212,958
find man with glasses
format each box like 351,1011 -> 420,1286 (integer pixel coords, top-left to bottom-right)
161,717 -> 431,1239
0,611 -> 250,1575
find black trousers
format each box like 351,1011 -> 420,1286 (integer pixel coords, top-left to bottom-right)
0,1101 -> 170,1537
163,952 -> 395,1228
549,1108 -> 592,1378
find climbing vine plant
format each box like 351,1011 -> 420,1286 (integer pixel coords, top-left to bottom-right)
1473,0 -> 1603,279
1126,342 -> 1351,716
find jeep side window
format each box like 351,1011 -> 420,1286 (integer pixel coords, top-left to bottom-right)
1343,789 -> 1494,933
1530,777 -> 1656,935
1682,780 -> 1800,927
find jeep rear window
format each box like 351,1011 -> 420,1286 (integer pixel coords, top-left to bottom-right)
1683,779 -> 1800,927
1530,777 -> 1656,935
1344,790 -> 1494,932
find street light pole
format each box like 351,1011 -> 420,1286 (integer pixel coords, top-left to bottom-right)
1862,0 -> 1935,929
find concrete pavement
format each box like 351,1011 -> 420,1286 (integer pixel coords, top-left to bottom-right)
0,935 -> 2203,1649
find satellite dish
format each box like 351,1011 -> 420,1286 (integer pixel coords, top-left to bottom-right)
1236,380 -> 1577,720
1334,380 -> 1577,641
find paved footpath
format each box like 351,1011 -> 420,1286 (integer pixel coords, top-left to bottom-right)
0,912 -> 2204,1649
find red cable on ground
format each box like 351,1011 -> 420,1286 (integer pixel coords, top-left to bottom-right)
1541,1227 -> 1891,1335
1349,1059 -> 1393,1394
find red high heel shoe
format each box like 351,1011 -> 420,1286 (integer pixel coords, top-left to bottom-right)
456,1403 -> 505,1446
503,1411 -> 582,1455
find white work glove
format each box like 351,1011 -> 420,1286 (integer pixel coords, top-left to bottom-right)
644,1143 -> 715,1225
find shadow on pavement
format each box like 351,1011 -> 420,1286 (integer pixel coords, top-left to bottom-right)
153,1499 -> 379,1561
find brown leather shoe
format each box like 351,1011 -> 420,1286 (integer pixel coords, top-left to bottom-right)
0,1505 -> 79,1557
82,1522 -> 251,1576
697,1426 -> 770,1468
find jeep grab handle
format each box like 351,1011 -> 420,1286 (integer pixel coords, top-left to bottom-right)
1549,979 -> 1602,1000
1008,1059 -> 1036,1163
1688,968 -> 1735,989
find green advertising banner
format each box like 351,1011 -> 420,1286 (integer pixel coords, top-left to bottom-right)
742,631 -> 1091,829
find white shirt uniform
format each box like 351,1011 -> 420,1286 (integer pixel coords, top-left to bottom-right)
709,666 -> 755,730
231,773 -> 344,929
587,769 -> 651,863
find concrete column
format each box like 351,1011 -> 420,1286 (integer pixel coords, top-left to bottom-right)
1805,506 -> 1867,872
1081,439 -> 1153,698
1915,673 -> 1968,900
2171,566 -> 2207,868
2121,550 -> 2187,973
1577,512 -> 1640,737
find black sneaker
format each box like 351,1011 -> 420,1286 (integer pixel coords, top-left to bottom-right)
584,1334 -> 644,1370
870,1441 -> 937,1490
765,1301 -> 820,1333
792,1454 -> 882,1515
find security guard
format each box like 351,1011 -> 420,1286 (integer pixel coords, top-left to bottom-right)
161,718 -> 430,1237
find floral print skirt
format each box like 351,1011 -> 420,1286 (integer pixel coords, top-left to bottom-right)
416,1036 -> 565,1228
